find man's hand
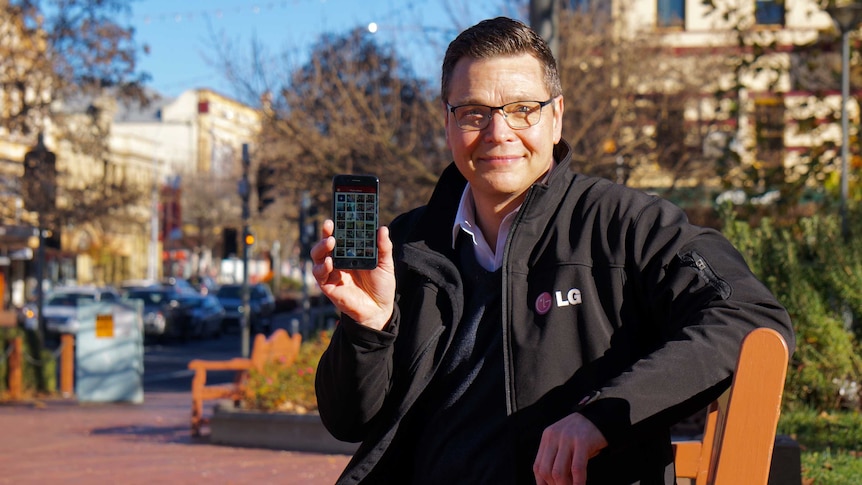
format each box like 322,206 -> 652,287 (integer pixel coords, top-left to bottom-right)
533,413 -> 608,485
310,219 -> 396,331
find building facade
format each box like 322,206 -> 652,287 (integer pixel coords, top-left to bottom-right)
109,88 -> 262,284
605,0 -> 850,204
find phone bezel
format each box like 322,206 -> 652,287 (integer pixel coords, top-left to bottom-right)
332,174 -> 379,270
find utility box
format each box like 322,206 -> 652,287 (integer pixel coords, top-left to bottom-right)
75,301 -> 144,403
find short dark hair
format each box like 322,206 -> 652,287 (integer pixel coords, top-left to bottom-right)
441,17 -> 562,102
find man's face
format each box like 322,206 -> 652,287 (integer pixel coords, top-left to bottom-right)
445,54 -> 563,210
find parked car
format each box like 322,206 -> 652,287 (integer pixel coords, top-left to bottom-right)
22,286 -> 126,337
215,283 -> 275,334
174,293 -> 225,339
123,286 -> 185,341
190,275 -> 219,296
160,277 -> 200,295
119,279 -> 159,291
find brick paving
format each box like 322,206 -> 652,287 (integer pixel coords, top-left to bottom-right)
0,392 -> 351,484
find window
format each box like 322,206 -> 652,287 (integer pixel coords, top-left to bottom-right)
755,0 -> 785,26
658,0 -> 685,29
754,97 -> 785,168
655,97 -> 687,167
568,0 -> 608,13
637,94 -> 691,170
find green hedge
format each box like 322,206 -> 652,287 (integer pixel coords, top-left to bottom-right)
721,206 -> 862,412
0,327 -> 57,396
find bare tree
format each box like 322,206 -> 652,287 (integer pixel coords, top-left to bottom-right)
1,1 -> 150,231
266,29 -> 446,217
181,169 -> 240,259
209,28 -> 449,259
556,5 -> 728,191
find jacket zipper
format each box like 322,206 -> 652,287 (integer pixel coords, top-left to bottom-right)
500,183 -> 542,415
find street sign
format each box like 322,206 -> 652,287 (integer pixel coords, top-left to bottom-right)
95,314 -> 114,338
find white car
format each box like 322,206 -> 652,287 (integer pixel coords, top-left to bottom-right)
23,287 -> 123,335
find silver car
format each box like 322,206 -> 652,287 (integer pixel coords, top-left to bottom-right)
23,287 -> 123,335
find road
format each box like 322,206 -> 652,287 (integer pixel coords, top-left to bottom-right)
142,306 -> 337,392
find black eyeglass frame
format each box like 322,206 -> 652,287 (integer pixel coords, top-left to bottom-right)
446,98 -> 556,131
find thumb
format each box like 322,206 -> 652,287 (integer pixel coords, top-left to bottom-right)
377,226 -> 394,271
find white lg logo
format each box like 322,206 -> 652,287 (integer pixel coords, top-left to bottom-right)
555,288 -> 582,307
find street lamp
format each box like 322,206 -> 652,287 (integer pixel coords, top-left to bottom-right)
238,143 -> 252,358
827,0 -> 862,240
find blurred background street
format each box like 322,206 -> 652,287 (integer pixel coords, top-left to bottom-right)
0,306 -> 350,485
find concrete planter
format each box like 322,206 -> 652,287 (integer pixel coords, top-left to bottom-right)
210,405 -> 359,455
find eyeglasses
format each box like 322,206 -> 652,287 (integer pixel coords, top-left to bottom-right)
447,98 -> 555,131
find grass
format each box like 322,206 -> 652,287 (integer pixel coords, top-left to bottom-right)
778,408 -> 862,484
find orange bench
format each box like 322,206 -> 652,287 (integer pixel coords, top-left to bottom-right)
188,329 -> 301,436
673,327 -> 790,485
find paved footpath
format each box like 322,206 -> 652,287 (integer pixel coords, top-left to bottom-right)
0,392 -> 351,484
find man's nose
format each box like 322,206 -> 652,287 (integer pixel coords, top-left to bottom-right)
485,108 -> 514,137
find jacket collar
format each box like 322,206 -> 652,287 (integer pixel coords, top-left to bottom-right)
404,139 -> 575,259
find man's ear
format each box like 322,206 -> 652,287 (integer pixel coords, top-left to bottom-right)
552,96 -> 564,143
443,101 -> 452,150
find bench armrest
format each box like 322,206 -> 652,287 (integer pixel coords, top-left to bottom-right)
188,358 -> 252,372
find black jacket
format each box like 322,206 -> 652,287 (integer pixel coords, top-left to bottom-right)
316,141 -> 795,484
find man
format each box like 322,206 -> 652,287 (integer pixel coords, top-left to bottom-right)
312,17 -> 794,484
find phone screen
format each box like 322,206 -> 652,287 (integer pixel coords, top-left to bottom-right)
332,174 -> 379,270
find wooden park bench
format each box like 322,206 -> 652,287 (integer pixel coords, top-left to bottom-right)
673,327 -> 790,485
188,329 -> 302,436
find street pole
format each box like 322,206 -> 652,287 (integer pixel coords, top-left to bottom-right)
299,192 -> 311,336
529,0 -> 559,58
841,28 -> 851,241
36,226 -> 45,345
271,240 -> 281,296
148,171 -> 159,281
239,143 -> 251,358
827,1 -> 862,241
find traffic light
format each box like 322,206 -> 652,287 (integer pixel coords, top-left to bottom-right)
257,164 -> 276,213
223,227 -> 238,257
22,133 -> 57,213
244,232 -> 255,247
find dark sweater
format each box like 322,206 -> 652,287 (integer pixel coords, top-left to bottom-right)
408,234 -> 511,484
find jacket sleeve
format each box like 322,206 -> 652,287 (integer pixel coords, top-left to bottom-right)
314,207 -> 428,443
315,307 -> 401,442
577,195 -> 795,447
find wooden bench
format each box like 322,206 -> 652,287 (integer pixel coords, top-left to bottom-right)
188,329 -> 302,436
673,327 -> 790,485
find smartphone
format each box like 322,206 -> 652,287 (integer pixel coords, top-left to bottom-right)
332,174 -> 379,270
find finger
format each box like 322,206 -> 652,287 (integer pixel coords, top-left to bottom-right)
321,219 -> 334,238
376,226 -> 393,268
533,431 -> 554,484
310,235 -> 335,264
551,444 -> 574,485
311,252 -> 333,283
570,450 -> 588,485
310,219 -> 335,264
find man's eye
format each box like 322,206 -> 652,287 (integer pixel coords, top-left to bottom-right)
509,103 -> 534,114
461,107 -> 486,117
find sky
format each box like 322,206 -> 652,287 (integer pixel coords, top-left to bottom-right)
127,0 -> 525,101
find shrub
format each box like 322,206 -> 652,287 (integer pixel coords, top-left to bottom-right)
721,207 -> 862,411
242,330 -> 331,413
0,328 -> 57,397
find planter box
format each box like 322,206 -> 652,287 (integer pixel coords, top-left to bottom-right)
210,404 -> 359,455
